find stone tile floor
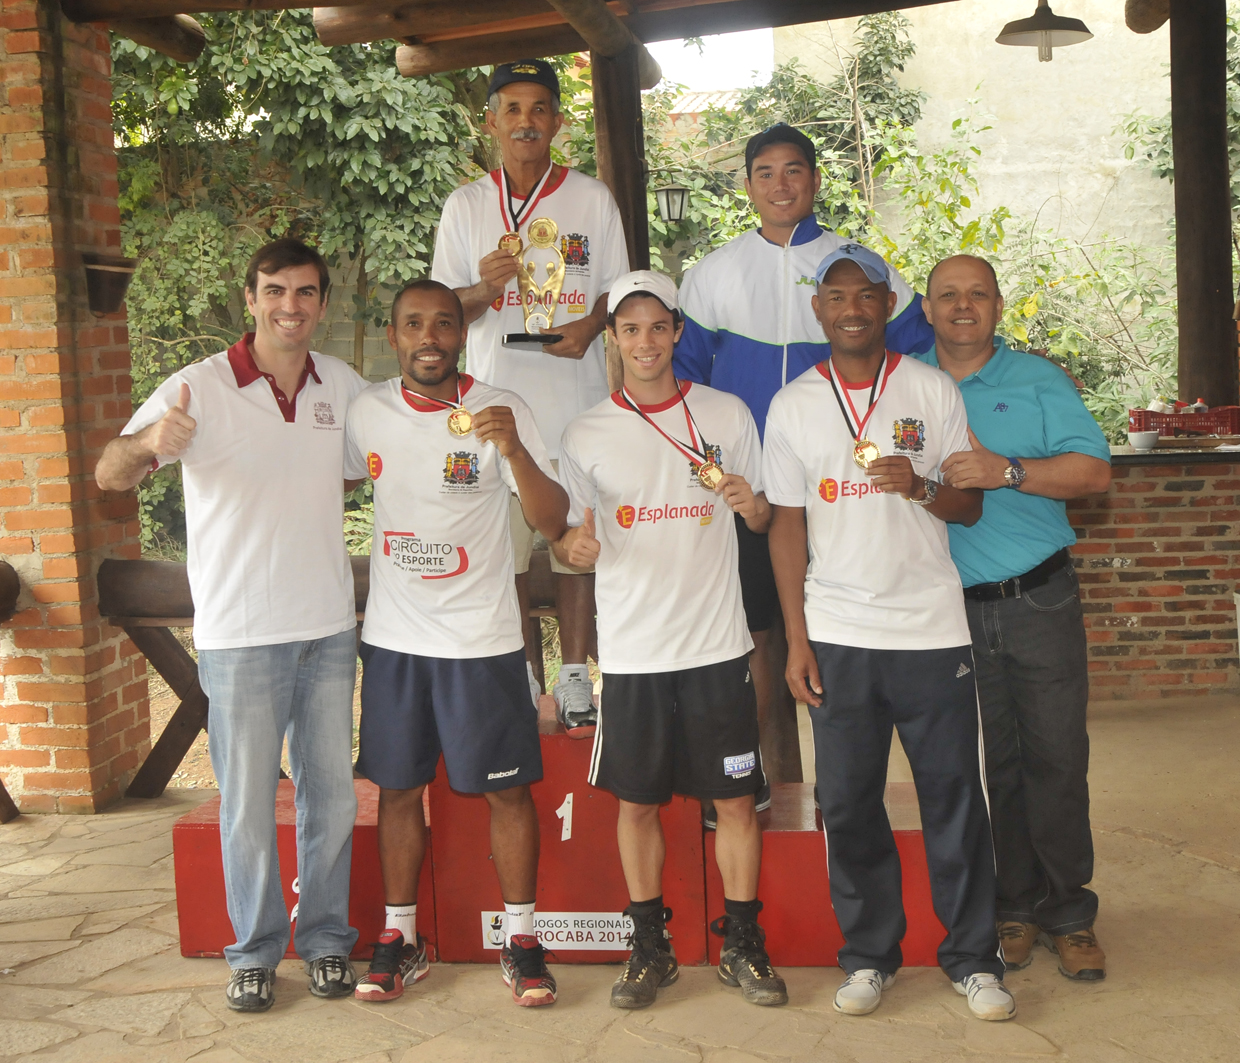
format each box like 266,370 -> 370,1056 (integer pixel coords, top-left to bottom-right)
2,695 -> 1239,1062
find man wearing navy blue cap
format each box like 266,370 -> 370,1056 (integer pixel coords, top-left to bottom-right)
765,244 -> 1013,1022
673,124 -> 935,788
918,255 -> 1112,981
432,59 -> 630,738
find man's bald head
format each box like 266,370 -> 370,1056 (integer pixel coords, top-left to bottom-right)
926,255 -> 1000,300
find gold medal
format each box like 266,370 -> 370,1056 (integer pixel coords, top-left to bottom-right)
498,232 -> 522,256
526,217 -> 558,249
853,439 -> 881,469
447,408 -> 473,436
697,461 -> 724,491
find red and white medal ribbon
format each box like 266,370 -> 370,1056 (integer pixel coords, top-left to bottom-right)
826,351 -> 894,444
498,164 -> 556,235
619,381 -> 713,468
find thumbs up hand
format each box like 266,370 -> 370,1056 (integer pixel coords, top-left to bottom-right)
563,506 -> 601,569
142,381 -> 197,460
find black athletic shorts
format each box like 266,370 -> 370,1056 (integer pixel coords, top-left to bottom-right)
591,654 -> 765,804
357,643 -> 542,794
735,514 -> 778,633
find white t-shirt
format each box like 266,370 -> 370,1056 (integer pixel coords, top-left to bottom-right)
558,382 -> 762,674
344,375 -> 554,659
762,354 -> 972,650
431,167 -> 629,458
121,338 -> 367,650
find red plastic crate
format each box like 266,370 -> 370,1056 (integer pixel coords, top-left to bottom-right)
1129,407 -> 1240,436
704,783 -> 946,967
428,716 -> 707,965
172,779 -> 436,961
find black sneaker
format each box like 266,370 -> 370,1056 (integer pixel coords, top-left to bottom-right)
225,966 -> 275,1012
702,781 -> 771,830
611,905 -> 679,1009
354,930 -> 429,1002
712,914 -> 788,1006
500,934 -> 557,1006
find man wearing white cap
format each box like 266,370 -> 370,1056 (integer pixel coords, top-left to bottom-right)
764,244 -> 1013,1022
554,271 -> 787,1011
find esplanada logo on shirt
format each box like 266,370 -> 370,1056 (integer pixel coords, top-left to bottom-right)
615,502 -> 715,527
818,478 -> 882,503
382,531 -> 469,579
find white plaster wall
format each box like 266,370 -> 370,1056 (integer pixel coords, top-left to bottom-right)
775,1 -> 1174,249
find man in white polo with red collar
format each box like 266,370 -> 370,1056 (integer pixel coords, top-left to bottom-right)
432,59 -> 630,737
96,238 -> 368,1014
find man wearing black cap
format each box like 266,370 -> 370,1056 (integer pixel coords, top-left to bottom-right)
673,124 -> 935,787
432,60 -> 630,738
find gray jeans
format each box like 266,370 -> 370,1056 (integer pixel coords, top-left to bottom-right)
966,564 -> 1098,934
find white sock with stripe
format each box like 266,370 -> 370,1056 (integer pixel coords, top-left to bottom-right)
505,901 -> 536,945
385,903 -> 416,943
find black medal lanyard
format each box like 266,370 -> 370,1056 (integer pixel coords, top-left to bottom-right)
619,380 -> 713,470
826,351 -> 889,444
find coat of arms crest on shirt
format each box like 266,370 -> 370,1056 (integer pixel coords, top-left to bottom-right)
892,418 -> 926,455
561,233 -> 590,267
443,451 -> 480,488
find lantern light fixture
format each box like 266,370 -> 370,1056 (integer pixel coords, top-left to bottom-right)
655,184 -> 689,224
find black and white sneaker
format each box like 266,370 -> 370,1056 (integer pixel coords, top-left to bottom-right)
702,780 -> 772,830
306,954 -> 357,999
712,914 -> 787,1006
225,966 -> 275,1012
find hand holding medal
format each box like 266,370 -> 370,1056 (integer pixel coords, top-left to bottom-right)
472,405 -> 525,459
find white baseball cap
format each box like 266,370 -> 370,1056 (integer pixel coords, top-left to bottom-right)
607,270 -> 680,316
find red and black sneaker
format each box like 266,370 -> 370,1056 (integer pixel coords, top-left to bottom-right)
500,934 -> 557,1007
354,929 -> 429,1002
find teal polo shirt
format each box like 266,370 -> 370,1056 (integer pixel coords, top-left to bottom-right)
914,340 -> 1111,587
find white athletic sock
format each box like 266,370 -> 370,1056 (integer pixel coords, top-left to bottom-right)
505,901 -> 536,945
385,904 -> 416,943
560,663 -> 588,683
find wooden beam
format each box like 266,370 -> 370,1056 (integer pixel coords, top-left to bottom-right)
1127,0 -> 1170,33
545,0 -> 661,86
392,0 -> 953,78
314,0 -> 554,47
61,0 -> 371,20
1170,0 -> 1237,406
593,44 -> 649,272
109,15 -> 205,63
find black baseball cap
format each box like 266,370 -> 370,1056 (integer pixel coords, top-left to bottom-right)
487,59 -> 561,101
744,123 -> 817,177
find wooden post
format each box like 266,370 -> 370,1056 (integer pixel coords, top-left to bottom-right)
1171,0 -> 1237,406
593,45 -> 649,273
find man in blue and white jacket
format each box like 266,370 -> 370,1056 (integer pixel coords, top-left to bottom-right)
674,124 -> 934,785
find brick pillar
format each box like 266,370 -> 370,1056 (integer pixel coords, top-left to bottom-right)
0,2 -> 147,812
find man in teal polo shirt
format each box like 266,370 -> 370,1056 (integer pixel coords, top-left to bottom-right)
917,255 -> 1112,981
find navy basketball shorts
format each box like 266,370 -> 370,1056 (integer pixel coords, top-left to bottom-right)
734,513 -> 779,633
356,643 -> 543,794
591,654 -> 765,805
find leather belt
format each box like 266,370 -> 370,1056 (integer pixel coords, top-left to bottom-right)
962,548 -> 1072,602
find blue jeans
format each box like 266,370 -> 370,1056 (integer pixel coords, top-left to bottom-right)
966,565 -> 1097,934
199,628 -> 359,969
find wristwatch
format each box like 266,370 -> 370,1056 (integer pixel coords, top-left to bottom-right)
1003,458 -> 1026,490
909,477 -> 939,507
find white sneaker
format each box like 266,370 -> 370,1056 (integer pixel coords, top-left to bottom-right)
552,674 -> 597,738
833,969 -> 895,1016
525,662 -> 541,709
953,972 -> 1016,1021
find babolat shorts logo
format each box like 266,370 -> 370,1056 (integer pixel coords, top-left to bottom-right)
724,752 -> 757,778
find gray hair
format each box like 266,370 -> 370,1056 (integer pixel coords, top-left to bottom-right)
487,91 -> 561,116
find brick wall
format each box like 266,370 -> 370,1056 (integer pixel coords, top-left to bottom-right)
1071,460 -> 1240,700
0,3 -> 147,811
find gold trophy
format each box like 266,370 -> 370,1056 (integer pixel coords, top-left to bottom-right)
502,218 -> 567,351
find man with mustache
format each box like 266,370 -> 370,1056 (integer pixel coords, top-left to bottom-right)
96,238 -> 368,1012
345,280 -> 568,1006
673,125 -> 934,805
432,60 -> 629,739
919,255 -> 1112,981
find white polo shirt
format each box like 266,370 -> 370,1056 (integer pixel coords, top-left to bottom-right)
431,166 -> 629,458
344,375 -> 553,659
558,382 -> 762,674
121,336 -> 367,650
762,354 -> 972,651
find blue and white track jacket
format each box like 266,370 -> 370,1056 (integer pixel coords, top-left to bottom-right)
673,217 -> 936,439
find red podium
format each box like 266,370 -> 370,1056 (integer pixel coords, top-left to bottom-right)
705,782 -> 946,966
428,717 -> 708,965
172,779 -> 437,961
